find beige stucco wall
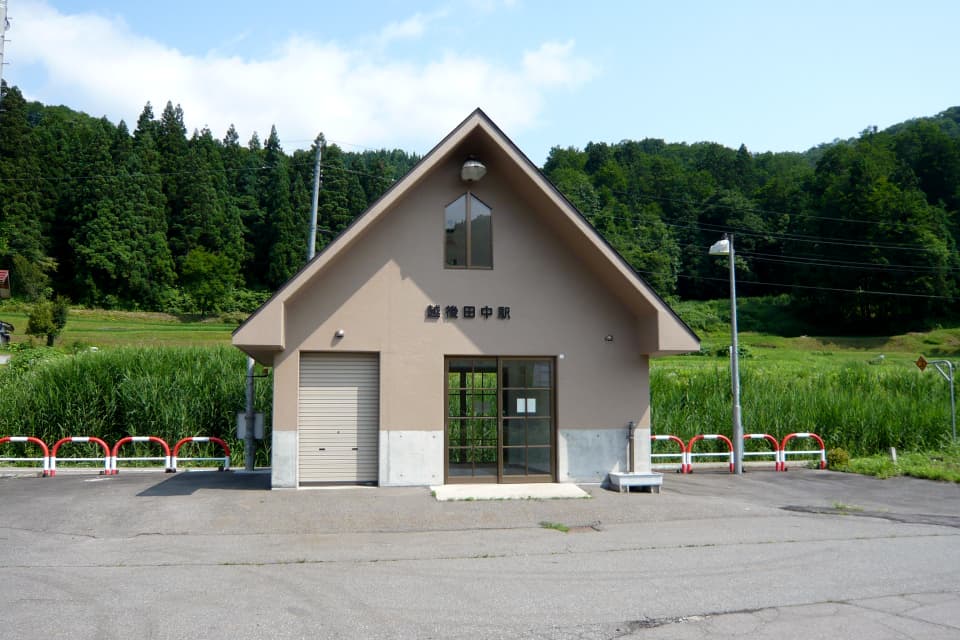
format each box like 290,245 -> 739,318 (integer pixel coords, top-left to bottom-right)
268,152 -> 656,440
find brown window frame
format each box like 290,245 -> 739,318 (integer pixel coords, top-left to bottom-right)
444,191 -> 493,270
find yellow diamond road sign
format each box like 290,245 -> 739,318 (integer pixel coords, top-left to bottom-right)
916,356 -> 928,371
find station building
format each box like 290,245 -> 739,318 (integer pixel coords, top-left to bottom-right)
232,109 -> 699,488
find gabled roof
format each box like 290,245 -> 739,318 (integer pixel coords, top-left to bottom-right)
233,108 -> 699,357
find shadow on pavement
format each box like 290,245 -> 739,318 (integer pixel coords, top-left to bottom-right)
137,470 -> 270,496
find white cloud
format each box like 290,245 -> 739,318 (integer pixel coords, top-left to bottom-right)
11,1 -> 595,153
377,13 -> 431,45
466,0 -> 520,13
523,41 -> 597,89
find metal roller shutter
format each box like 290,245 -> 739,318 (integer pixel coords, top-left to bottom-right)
298,353 -> 379,484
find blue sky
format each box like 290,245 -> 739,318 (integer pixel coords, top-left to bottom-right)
7,0 -> 960,164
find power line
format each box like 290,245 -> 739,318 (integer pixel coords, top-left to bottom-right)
738,250 -> 960,274
650,218 -> 938,253
630,191 -> 936,231
563,175 -> 946,240
637,268 -> 956,301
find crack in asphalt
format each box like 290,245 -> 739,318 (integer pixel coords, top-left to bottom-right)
534,590 -> 960,639
1,530 -> 955,570
782,505 -> 960,528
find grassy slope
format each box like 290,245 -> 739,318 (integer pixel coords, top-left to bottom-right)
0,308 -> 236,348
3,301 -> 957,358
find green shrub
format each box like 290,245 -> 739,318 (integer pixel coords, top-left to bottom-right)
827,448 -> 850,469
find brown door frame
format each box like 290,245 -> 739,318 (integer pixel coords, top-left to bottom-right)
444,356 -> 557,484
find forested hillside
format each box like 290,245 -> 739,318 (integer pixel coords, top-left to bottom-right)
543,108 -> 960,333
0,83 -> 419,315
2,79 -> 959,333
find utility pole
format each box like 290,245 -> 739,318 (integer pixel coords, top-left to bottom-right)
0,0 -> 10,81
307,137 -> 323,260
243,356 -> 255,471
1,1 -> 10,103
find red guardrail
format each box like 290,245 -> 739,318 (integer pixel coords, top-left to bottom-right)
171,437 -> 231,472
4,435 -> 233,477
686,434 -> 734,473
650,434 -> 688,473
743,433 -> 783,471
112,436 -> 173,474
781,432 -> 827,470
50,436 -> 112,476
0,436 -> 51,477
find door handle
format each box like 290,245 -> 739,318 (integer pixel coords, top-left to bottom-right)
318,447 -> 326,451
352,447 -> 359,451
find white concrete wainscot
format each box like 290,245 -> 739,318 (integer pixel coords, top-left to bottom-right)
379,430 -> 444,486
272,430 -> 298,488
558,428 -> 631,483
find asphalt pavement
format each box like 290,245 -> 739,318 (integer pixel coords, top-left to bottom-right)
1,466 -> 958,639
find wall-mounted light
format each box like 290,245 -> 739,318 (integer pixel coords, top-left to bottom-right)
460,158 -> 487,182
604,335 -> 614,342
334,329 -> 345,338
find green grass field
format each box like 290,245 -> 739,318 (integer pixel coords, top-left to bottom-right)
0,308 -> 237,348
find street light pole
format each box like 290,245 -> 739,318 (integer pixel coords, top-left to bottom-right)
710,233 -> 744,474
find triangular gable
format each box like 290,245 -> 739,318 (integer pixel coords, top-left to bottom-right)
233,108 -> 699,359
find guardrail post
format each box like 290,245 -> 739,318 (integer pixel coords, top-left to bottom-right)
686,434 -> 735,473
172,437 -> 231,472
0,436 -> 52,477
112,436 -> 173,474
743,433 -> 782,471
781,432 -> 827,470
650,434 -> 688,474
50,436 -> 112,476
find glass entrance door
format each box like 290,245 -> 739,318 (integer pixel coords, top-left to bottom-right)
445,357 -> 555,483
446,359 -> 499,480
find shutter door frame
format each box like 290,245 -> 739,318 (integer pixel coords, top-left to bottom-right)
298,352 -> 380,485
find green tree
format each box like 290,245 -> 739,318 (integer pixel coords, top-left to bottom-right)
0,84 -> 52,288
69,116 -> 176,308
260,126 -> 304,288
25,297 -> 68,346
10,254 -> 50,301
175,128 -> 244,281
795,135 -> 955,330
317,141 -> 365,235
181,248 -> 234,316
156,102 -> 191,267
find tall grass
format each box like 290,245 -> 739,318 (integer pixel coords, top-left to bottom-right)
0,346 -> 272,466
652,363 -> 951,455
2,344 -> 952,467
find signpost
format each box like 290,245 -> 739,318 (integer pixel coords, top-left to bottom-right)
917,355 -> 956,442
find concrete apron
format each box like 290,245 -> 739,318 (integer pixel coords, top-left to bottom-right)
430,483 -> 590,501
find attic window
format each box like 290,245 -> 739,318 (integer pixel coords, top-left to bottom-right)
445,193 -> 492,269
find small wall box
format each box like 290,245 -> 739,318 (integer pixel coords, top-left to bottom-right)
236,413 -> 265,439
